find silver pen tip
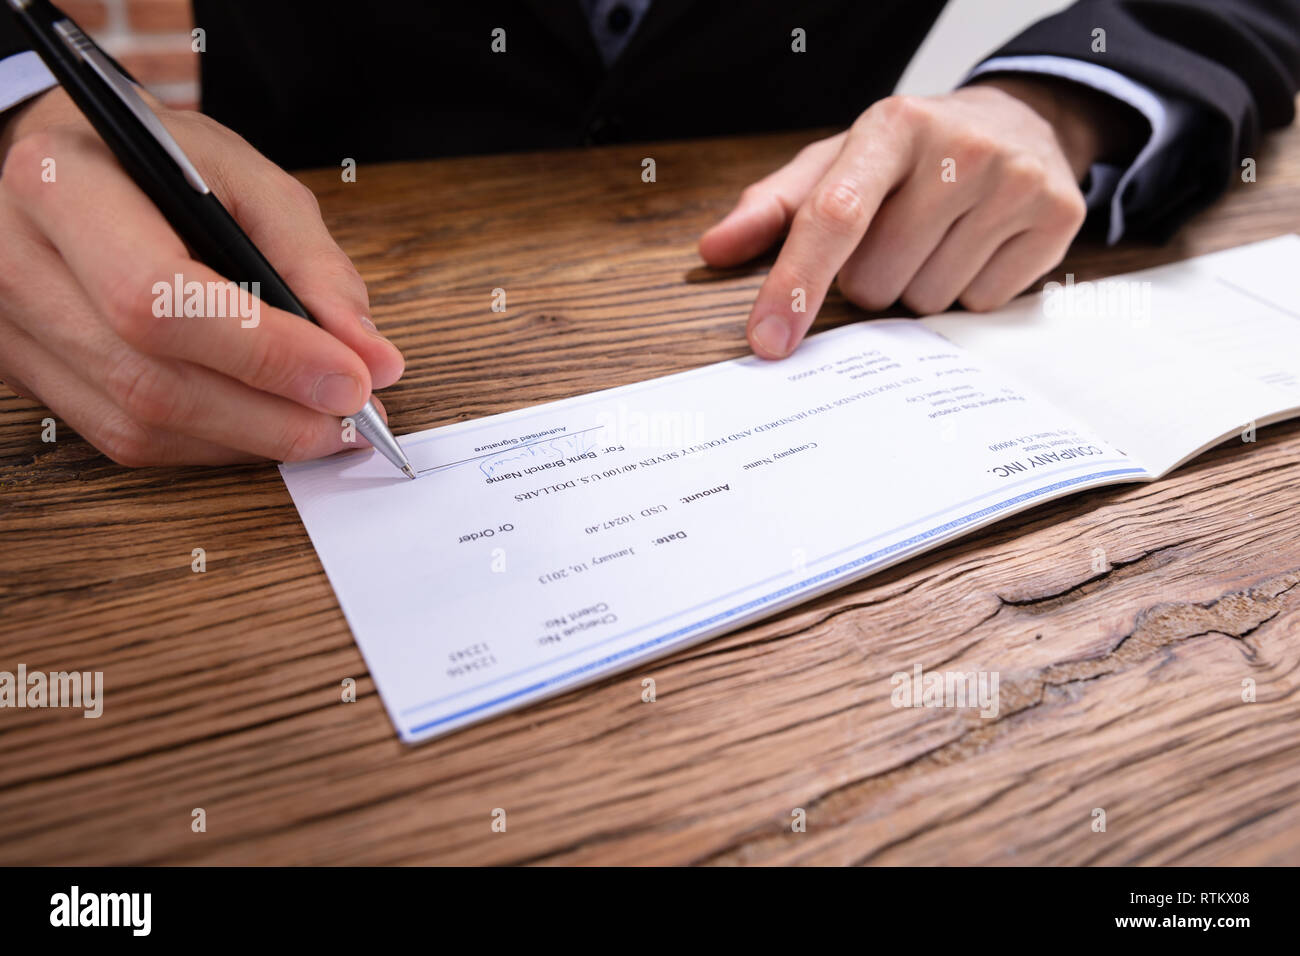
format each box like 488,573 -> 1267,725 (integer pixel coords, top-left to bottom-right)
402,464 -> 417,480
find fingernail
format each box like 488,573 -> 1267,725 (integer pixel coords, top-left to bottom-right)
360,315 -> 403,371
752,314 -> 792,358
359,314 -> 391,341
314,372 -> 364,414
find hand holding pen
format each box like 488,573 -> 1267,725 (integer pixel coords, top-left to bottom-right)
0,0 -> 413,475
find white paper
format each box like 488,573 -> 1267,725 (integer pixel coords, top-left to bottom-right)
282,234 -> 1300,743
282,319 -> 1137,742
922,234 -> 1300,475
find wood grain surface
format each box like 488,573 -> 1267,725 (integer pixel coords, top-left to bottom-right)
1,113 -> 1298,866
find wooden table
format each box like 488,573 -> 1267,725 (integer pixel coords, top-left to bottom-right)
2,114 -> 1299,866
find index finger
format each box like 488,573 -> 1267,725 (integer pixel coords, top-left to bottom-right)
199,127 -> 405,390
746,104 -> 916,358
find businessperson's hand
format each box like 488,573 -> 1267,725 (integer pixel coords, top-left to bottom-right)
700,77 -> 1143,359
0,87 -> 404,466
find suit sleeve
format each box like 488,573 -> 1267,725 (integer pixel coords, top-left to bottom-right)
0,9 -> 53,115
0,7 -> 149,116
979,0 -> 1300,239
0,6 -> 27,61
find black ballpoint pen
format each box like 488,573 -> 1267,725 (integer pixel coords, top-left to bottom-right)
4,0 -> 416,479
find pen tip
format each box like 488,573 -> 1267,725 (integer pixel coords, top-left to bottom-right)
402,464 -> 417,480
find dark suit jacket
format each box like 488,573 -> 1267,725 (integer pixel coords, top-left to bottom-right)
3,1 -> 1299,239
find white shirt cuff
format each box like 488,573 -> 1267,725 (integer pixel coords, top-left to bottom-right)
0,50 -> 57,115
967,54 -> 1195,244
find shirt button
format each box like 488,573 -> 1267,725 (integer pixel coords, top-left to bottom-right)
606,3 -> 632,34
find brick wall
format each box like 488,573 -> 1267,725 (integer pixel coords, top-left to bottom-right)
61,0 -> 198,111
